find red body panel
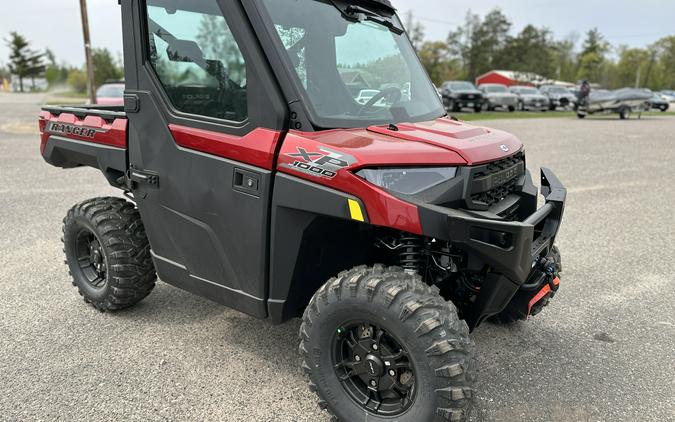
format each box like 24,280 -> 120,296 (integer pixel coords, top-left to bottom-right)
169,124 -> 282,171
279,132 -> 424,234
38,110 -> 128,154
367,118 -> 522,165
277,117 -> 524,234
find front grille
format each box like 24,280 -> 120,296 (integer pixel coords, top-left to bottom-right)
469,152 -> 525,209
459,94 -> 479,101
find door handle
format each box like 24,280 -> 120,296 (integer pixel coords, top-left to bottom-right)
233,168 -> 260,196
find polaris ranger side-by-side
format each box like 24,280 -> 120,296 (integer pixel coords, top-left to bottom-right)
39,1 -> 566,420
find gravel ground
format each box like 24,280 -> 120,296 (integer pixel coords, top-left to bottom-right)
0,93 -> 673,421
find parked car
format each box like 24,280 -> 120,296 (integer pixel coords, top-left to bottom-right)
648,92 -> 670,112
509,86 -> 549,111
433,85 -> 443,103
95,81 -> 125,106
440,81 -> 484,112
478,83 -> 518,112
540,85 -> 577,110
658,90 -> 675,102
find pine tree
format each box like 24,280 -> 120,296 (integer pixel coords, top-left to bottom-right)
5,32 -> 44,92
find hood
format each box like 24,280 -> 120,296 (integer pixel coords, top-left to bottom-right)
452,89 -> 482,96
278,117 -> 523,171
521,94 -> 548,101
487,92 -> 517,99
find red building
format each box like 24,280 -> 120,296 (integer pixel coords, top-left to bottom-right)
476,70 -> 548,87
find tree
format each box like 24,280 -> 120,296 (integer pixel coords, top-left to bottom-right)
652,36 -> 675,89
418,41 -> 461,85
495,25 -> 556,78
576,29 -> 610,83
615,47 -> 649,88
67,68 -> 88,93
404,10 -> 425,52
5,31 -> 44,92
552,33 -> 579,82
447,9 -> 511,81
92,48 -> 123,87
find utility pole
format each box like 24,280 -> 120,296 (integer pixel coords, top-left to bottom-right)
635,65 -> 641,89
79,0 -> 96,104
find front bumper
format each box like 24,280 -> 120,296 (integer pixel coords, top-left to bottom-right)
416,168 -> 566,328
523,98 -> 549,109
490,97 -> 518,107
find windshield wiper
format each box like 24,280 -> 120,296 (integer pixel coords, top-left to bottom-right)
338,3 -> 404,35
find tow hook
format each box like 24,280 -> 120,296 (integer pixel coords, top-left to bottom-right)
534,255 -> 560,295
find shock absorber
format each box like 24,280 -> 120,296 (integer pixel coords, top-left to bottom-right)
398,235 -> 424,274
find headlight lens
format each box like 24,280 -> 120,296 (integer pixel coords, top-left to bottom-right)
356,167 -> 457,195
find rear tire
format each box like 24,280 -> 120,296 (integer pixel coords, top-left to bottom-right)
62,197 -> 156,311
300,265 -> 475,422
508,105 -> 516,112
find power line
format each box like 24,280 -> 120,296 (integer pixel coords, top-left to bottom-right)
415,16 -> 461,26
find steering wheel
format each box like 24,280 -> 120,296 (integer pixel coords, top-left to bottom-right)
358,87 -> 402,116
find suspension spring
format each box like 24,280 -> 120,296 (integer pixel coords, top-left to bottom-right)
398,235 -> 424,274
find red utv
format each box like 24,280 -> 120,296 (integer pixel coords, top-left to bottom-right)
39,1 -> 566,420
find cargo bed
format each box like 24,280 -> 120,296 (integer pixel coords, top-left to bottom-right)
39,105 -> 129,187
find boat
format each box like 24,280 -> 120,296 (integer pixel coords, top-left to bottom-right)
576,88 -> 652,119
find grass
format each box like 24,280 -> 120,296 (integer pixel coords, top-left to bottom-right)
453,110 -> 675,121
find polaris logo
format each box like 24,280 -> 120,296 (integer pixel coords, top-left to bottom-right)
283,147 -> 357,179
47,122 -> 102,139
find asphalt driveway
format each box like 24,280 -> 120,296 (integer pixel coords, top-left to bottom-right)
0,93 -> 673,421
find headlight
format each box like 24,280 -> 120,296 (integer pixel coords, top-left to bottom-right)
356,167 -> 457,195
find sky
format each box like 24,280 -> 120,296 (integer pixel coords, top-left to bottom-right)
1,0 -> 674,67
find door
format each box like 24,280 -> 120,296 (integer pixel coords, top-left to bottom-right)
122,0 -> 287,317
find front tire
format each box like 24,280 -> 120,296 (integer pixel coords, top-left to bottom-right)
62,197 -> 156,311
300,265 -> 475,422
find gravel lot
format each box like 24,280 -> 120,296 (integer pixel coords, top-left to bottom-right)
0,93 -> 673,421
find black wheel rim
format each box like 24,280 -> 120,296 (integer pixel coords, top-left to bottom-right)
74,229 -> 107,289
332,322 -> 416,417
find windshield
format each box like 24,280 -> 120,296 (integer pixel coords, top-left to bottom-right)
96,84 -> 124,97
519,87 -> 539,95
449,82 -> 475,90
485,85 -> 508,93
549,87 -> 569,94
260,0 -> 444,128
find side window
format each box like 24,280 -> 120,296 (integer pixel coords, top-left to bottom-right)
275,26 -> 307,88
145,1 -> 247,121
